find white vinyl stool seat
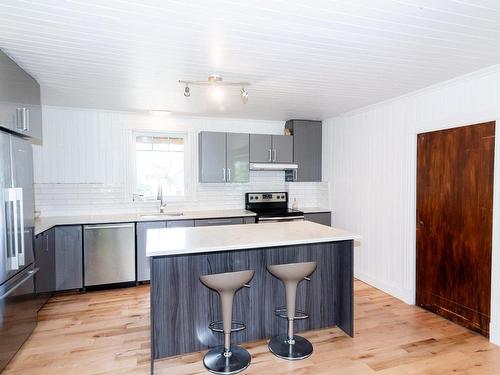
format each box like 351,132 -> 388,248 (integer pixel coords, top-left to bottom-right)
200,269 -> 255,375
267,261 -> 317,360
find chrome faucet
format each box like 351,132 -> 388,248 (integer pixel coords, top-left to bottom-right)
157,185 -> 167,213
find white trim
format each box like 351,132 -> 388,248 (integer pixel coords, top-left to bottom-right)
355,270 -> 413,305
490,119 -> 500,345
131,130 -> 191,201
491,322 -> 500,346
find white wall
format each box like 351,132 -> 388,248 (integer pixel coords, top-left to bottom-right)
322,64 -> 500,345
34,106 -> 329,216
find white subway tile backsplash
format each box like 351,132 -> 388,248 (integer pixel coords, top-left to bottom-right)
34,107 -> 328,216
35,177 -> 329,216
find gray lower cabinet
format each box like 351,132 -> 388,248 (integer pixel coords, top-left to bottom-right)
137,220 -> 194,282
194,217 -> 245,226
199,131 -> 226,183
226,133 -> 249,182
244,216 -> 256,224
0,49 -> 42,143
250,134 -> 293,163
304,212 -> 331,226
55,226 -> 83,291
285,120 -> 322,181
34,230 -> 55,309
35,226 -> 83,294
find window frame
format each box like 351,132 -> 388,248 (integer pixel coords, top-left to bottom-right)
132,130 -> 191,202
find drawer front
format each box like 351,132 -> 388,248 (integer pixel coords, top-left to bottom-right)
194,217 -> 245,227
167,220 -> 194,228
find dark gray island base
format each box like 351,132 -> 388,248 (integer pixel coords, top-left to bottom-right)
150,240 -> 354,360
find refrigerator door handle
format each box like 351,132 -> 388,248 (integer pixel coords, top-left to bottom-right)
5,189 -> 19,271
16,188 -> 25,266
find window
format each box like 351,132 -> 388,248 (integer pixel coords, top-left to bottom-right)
135,134 -> 186,198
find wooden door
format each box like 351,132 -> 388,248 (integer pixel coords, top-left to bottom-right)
416,121 -> 495,336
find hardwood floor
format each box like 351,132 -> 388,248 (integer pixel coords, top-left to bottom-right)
4,280 -> 500,374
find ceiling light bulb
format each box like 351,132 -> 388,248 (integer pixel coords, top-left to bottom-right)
184,85 -> 190,97
211,86 -> 224,101
240,87 -> 249,103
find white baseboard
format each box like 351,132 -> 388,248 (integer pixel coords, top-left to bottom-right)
354,271 -> 414,305
490,321 -> 500,346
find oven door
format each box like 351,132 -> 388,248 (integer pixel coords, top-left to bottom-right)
257,216 -> 304,223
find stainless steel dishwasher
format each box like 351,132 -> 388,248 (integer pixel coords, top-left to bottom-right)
83,223 -> 136,287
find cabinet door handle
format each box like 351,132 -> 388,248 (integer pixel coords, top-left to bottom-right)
84,224 -> 134,230
45,234 -> 49,252
273,149 -> 277,162
268,149 -> 272,161
15,108 -> 29,131
227,168 -> 231,181
24,108 -> 30,131
222,168 -> 226,182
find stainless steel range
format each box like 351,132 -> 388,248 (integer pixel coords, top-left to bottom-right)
245,192 -> 304,223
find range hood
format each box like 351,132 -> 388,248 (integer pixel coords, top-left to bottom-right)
249,162 -> 298,171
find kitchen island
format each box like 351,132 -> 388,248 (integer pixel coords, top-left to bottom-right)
147,220 -> 359,362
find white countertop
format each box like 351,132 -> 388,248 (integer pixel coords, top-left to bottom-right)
34,209 -> 256,235
146,220 -> 359,257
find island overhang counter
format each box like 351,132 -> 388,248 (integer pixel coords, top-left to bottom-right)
146,220 -> 360,362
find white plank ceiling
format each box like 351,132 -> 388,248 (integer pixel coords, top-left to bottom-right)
1,0 -> 500,120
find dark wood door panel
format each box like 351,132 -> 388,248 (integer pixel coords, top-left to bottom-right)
416,121 -> 495,337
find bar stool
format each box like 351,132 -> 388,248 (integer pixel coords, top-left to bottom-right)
200,269 -> 255,374
267,261 -> 317,360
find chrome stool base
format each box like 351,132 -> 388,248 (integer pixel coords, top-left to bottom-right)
268,334 -> 313,360
203,345 -> 251,375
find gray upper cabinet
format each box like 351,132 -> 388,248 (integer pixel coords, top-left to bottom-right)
272,135 -> 293,163
55,226 -> 83,291
0,50 -> 42,143
199,132 -> 227,183
250,134 -> 293,163
137,220 -> 194,282
285,120 -> 322,181
249,134 -> 272,163
226,133 -> 249,183
199,131 -> 249,183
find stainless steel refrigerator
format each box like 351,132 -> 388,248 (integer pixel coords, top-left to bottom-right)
0,130 -> 37,371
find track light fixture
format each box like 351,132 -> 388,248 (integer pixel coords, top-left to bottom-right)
179,75 -> 250,103
240,87 -> 249,103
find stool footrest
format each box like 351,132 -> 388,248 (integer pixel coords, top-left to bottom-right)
208,320 -> 246,333
274,307 -> 309,320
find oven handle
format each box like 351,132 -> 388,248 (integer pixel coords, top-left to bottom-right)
258,216 -> 304,222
